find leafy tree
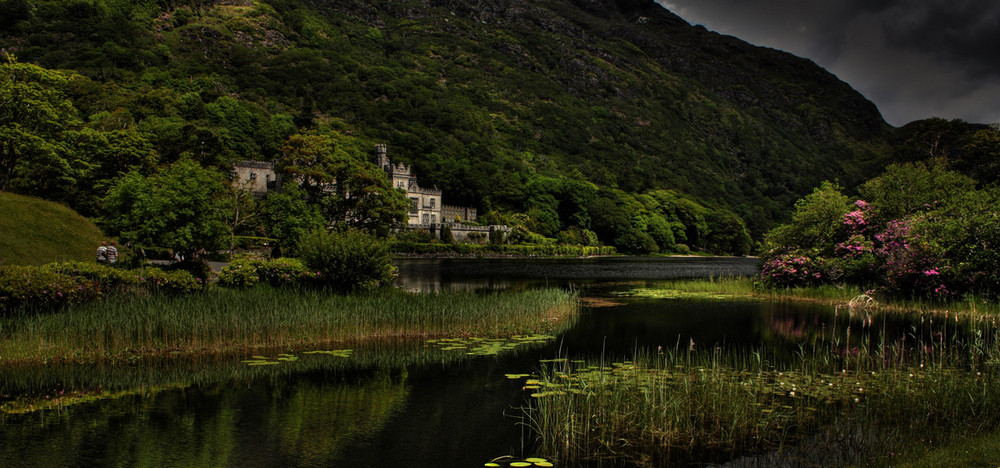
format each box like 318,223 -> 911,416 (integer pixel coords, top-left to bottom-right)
258,183 -> 325,254
102,158 -> 229,255
615,229 -> 659,255
646,214 -> 676,252
219,183 -> 258,250
705,211 -> 752,256
63,127 -> 158,215
0,57 -> 81,195
440,223 -> 454,244
526,193 -> 560,237
279,131 -> 409,235
763,181 -> 852,255
859,161 -> 975,224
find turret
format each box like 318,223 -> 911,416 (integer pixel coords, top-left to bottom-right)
374,143 -> 389,171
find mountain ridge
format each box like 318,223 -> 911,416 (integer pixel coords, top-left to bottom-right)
3,0 -> 992,250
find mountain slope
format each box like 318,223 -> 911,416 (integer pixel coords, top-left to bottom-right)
2,0 -> 896,238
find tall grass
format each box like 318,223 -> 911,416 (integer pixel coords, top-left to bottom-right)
523,305 -> 1000,465
0,286 -> 578,364
642,277 -> 1000,316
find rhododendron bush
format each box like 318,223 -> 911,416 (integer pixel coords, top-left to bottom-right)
759,162 -> 1000,298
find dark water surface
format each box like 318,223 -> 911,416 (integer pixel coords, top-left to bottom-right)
394,256 -> 761,292
1,256 -> 888,467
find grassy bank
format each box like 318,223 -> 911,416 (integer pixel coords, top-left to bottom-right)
630,277 -> 1000,317
0,192 -> 105,266
0,286 -> 578,365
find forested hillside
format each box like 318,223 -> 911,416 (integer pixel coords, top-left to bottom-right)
2,0 -> 996,254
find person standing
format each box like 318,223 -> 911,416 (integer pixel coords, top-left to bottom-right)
97,241 -> 108,263
106,241 -> 119,264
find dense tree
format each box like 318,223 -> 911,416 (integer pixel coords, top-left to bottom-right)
297,227 -> 396,291
0,57 -> 81,195
63,127 -> 159,215
763,182 -> 852,256
258,183 -> 325,254
278,131 -> 409,235
102,158 -> 229,255
859,161 -> 975,224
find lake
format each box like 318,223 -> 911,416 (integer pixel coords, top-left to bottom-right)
0,257 -> 951,466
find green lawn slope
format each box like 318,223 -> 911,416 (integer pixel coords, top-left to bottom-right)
0,192 -> 105,266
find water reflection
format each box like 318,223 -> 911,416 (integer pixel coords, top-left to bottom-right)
1,369 -> 410,468
393,256 -> 760,292
19,257 -> 975,466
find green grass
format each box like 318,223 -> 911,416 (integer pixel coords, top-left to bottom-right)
894,430 -> 1000,467
0,192 -> 106,266
634,277 -> 1000,317
0,286 -> 578,365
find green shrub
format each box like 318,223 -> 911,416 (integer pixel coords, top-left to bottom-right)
137,268 -> 203,294
217,256 -> 262,288
164,259 -> 214,284
41,261 -> 139,292
395,229 -> 434,243
0,265 -> 98,313
218,255 -> 315,288
298,228 -> 396,291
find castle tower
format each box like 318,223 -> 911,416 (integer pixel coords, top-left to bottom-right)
374,143 -> 389,171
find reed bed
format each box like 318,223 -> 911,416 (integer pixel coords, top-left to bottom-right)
522,304 -> 1000,465
639,277 -> 1000,317
0,286 -> 577,364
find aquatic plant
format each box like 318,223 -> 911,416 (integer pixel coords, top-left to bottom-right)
519,306 -> 1000,465
0,286 -> 578,365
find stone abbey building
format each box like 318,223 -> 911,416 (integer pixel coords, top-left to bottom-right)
373,144 -> 477,227
232,145 -> 499,240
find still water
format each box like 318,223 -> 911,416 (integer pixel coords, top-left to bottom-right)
0,256 -> 886,467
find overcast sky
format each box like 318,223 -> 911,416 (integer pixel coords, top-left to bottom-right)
657,0 -> 1000,127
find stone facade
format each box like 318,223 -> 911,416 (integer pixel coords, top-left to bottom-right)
232,160 -> 279,197
231,146 -> 489,237
374,144 -> 478,227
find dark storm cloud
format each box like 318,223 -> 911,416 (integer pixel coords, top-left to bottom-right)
880,1 -> 1000,74
658,0 -> 1000,126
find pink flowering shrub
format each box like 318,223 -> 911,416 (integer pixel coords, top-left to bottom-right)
843,200 -> 871,234
759,250 -> 827,287
764,166 -> 1000,298
874,218 -> 952,297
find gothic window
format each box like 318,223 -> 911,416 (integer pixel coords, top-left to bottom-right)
422,214 -> 429,224
430,198 -> 436,209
